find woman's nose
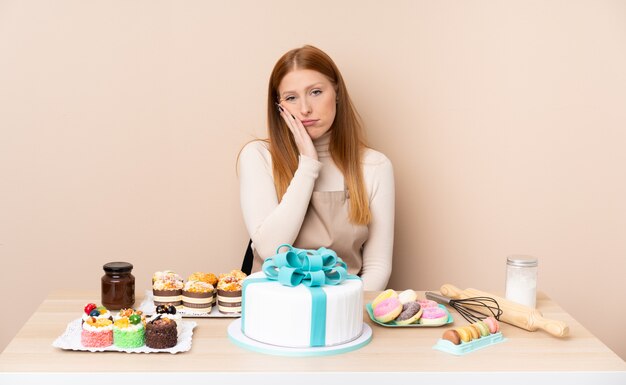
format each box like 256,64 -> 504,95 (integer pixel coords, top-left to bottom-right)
299,98 -> 312,116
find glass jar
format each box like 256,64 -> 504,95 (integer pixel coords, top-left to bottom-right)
505,255 -> 538,308
101,262 -> 135,310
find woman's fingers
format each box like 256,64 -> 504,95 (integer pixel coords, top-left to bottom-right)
276,102 -> 317,160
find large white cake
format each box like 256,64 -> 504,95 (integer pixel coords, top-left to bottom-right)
241,271 -> 364,348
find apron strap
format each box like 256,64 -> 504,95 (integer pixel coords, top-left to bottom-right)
241,239 -> 254,275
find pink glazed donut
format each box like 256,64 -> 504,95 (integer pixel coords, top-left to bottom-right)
419,306 -> 448,326
373,297 -> 402,323
416,299 -> 439,309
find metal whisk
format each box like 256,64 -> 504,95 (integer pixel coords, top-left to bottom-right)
426,292 -> 503,323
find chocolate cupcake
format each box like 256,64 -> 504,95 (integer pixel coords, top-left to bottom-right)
145,316 -> 177,349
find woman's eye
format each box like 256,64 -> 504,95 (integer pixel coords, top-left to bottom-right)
284,95 -> 297,103
311,89 -> 322,96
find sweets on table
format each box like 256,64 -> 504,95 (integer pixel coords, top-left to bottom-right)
113,312 -> 145,348
81,316 -> 113,348
216,269 -> 246,314
145,315 -> 178,349
182,280 -> 215,313
187,272 -> 218,305
153,304 -> 182,335
441,317 -> 501,345
371,289 -> 450,326
81,303 -> 113,325
152,270 -> 184,308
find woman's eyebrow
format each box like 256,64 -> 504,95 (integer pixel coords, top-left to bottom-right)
280,83 -> 326,96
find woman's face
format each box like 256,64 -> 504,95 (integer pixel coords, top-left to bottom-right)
277,69 -> 337,140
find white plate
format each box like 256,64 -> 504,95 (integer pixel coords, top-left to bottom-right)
138,290 -> 240,318
52,318 -> 197,354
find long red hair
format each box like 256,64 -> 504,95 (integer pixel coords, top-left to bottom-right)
267,45 -> 371,224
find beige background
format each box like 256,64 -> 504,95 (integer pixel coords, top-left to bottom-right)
1,0 -> 625,360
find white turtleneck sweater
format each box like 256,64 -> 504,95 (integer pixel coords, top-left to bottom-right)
238,132 -> 395,290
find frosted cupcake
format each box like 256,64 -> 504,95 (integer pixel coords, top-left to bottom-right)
81,316 -> 113,348
182,280 -> 215,313
113,315 -> 145,348
151,304 -> 182,335
152,271 -> 183,307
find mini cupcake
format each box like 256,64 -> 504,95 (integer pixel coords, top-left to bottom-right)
81,303 -> 113,325
145,316 -> 177,349
188,272 -> 218,305
115,308 -> 146,323
182,280 -> 214,313
113,315 -> 145,348
152,271 -> 183,308
81,316 -> 113,348
216,270 -> 246,314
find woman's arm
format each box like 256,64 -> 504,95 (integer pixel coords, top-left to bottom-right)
238,141 -> 322,259
360,153 -> 395,291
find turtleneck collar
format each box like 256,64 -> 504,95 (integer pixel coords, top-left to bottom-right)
313,131 -> 331,158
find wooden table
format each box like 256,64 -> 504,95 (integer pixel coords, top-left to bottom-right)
1,290 -> 624,384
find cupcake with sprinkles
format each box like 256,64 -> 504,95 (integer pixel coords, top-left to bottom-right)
182,280 -> 215,314
216,270 -> 246,314
81,316 -> 113,348
113,313 -> 145,348
187,272 -> 218,306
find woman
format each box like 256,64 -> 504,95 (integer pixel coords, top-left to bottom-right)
238,45 -> 394,290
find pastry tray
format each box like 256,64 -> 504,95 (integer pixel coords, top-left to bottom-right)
366,303 -> 453,327
52,318 -> 197,354
138,290 -> 240,318
432,332 -> 506,355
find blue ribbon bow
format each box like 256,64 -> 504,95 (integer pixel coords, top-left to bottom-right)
262,244 -> 348,287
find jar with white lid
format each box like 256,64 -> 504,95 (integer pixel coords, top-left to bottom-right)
505,255 -> 538,308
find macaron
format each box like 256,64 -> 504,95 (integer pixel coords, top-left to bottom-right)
419,306 -> 448,326
373,297 -> 402,323
398,289 -> 418,304
473,320 -> 490,337
372,289 -> 398,310
455,326 -> 472,343
442,329 -> 461,345
394,301 -> 423,326
483,316 -> 500,334
467,324 -> 481,340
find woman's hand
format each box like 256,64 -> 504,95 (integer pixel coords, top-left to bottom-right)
276,103 -> 318,161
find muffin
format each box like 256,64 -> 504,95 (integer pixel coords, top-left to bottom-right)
145,316 -> 178,349
187,272 -> 218,305
81,316 -> 113,348
216,270 -> 246,314
152,271 -> 183,308
182,280 -> 215,313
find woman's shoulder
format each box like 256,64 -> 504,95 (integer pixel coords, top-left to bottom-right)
239,139 -> 271,163
362,147 -> 392,167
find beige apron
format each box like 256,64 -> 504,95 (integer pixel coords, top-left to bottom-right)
251,190 -> 369,276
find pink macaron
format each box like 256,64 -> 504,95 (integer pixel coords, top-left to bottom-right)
483,316 -> 500,333
373,297 -> 402,323
416,299 -> 439,309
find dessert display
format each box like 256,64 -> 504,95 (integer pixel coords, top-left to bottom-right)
433,316 -> 504,355
217,270 -> 246,314
152,271 -> 184,307
368,289 -> 451,327
153,304 -> 183,334
240,245 -> 364,348
182,280 -> 215,313
145,315 -> 178,349
81,316 -> 113,348
113,312 -> 145,348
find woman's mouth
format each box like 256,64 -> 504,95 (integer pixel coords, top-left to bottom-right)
301,119 -> 319,127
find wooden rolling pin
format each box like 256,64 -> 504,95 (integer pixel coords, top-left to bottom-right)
440,283 -> 569,337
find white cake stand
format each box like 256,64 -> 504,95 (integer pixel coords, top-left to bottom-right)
227,319 -> 372,357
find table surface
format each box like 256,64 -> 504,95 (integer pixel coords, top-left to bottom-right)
1,289 -> 625,382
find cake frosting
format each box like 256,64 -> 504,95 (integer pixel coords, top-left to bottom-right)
241,271 -> 363,348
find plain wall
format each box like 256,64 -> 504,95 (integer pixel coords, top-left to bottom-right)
1,0 -> 625,360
